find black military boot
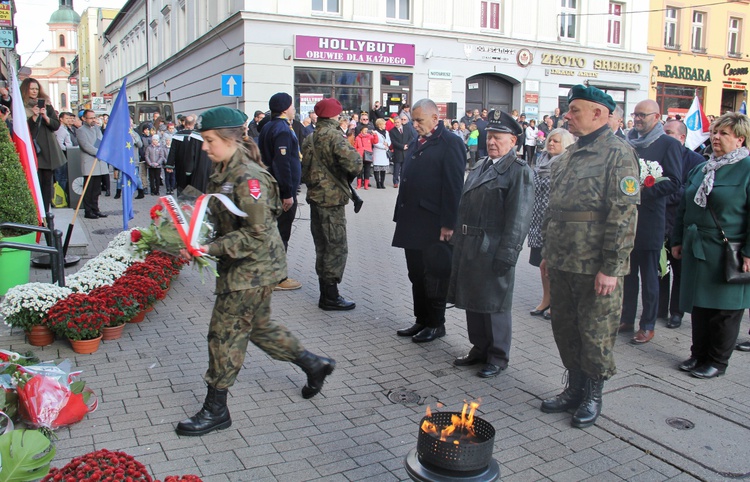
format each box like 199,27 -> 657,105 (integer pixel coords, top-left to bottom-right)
571,377 -> 604,428
319,282 -> 356,311
175,385 -> 231,436
292,350 -> 336,399
136,188 -> 145,199
540,370 -> 585,413
113,189 -> 121,199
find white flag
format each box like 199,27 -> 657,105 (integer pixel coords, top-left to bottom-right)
684,96 -> 710,151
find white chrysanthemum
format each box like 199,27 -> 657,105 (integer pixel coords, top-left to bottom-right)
66,270 -> 114,293
638,158 -> 664,183
108,228 -> 141,249
79,256 -> 129,281
0,283 -> 73,324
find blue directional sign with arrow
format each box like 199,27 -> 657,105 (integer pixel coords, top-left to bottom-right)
221,74 -> 242,97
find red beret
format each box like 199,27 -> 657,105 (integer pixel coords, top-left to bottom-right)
390,113 -> 398,118
314,98 -> 343,118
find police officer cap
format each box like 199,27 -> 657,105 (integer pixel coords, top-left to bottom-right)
269,92 -> 293,113
314,98 -> 343,118
567,84 -> 616,114
486,109 -> 523,136
195,106 -> 248,132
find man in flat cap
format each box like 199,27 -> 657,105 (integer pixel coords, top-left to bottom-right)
301,98 -> 363,310
620,100 -> 682,344
448,110 -> 535,378
540,85 -> 639,428
259,92 -> 303,291
392,98 -> 465,343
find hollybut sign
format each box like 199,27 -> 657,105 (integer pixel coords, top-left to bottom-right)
295,35 -> 415,67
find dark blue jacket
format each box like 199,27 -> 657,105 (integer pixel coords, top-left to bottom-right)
665,146 -> 706,239
258,117 -> 301,200
632,134 -> 683,250
392,121 -> 465,250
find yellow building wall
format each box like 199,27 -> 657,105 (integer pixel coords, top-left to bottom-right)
647,0 -> 749,116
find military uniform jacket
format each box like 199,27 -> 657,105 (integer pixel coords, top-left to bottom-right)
300,118 -> 362,207
447,151 -> 535,313
391,121 -> 465,250
258,117 -> 301,200
205,149 -> 287,294
542,127 -> 640,277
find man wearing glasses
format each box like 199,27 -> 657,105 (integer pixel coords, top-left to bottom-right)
77,109 -> 110,219
620,100 -> 682,344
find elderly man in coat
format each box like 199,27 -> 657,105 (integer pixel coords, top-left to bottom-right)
448,110 -> 535,378
77,109 -> 110,219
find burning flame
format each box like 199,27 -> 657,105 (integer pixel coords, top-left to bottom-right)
421,400 -> 481,444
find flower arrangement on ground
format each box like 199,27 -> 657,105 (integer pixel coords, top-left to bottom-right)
160,476 -> 203,482
0,283 -> 72,332
130,200 -> 217,281
65,269 -> 115,294
45,293 -> 111,341
42,449 -> 153,482
123,260 -> 172,292
114,274 -> 162,311
89,284 -> 140,326
639,158 -> 666,188
97,246 -> 138,267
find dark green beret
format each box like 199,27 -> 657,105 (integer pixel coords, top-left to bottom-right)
195,106 -> 248,132
567,84 -> 616,114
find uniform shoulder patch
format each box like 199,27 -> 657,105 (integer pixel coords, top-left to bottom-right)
620,176 -> 639,196
248,179 -> 262,200
279,147 -> 287,156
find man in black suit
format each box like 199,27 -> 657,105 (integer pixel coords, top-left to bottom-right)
392,99 -> 465,343
389,115 -> 416,188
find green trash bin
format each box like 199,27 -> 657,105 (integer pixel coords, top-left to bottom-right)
0,231 -> 37,296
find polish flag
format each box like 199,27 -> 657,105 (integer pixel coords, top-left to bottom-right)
684,95 -> 710,151
9,65 -> 45,225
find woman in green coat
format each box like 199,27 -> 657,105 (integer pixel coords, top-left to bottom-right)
672,112 -> 750,379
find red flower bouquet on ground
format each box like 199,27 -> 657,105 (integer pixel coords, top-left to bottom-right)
124,260 -> 173,291
45,293 -> 111,341
43,449 -> 154,482
89,284 -> 140,327
114,274 -> 162,310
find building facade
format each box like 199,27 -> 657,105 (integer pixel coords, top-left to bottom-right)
101,0 -> 148,102
72,7 -> 118,112
648,0 -> 749,117
102,0 -> 653,120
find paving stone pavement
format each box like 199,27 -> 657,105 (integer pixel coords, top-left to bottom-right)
5,181 -> 750,481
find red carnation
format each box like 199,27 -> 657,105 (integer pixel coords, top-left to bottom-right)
643,175 -> 655,188
150,204 -> 164,220
131,230 -> 143,243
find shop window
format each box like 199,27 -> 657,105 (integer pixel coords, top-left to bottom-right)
608,2 -> 622,46
559,0 -> 577,41
312,0 -> 339,14
728,17 -> 742,57
691,11 -> 705,53
294,68 -> 372,116
387,0 -> 409,21
480,1 -> 502,31
664,7 -> 679,50
656,83 -> 704,117
59,34 -> 65,47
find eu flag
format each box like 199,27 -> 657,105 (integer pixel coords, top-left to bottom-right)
97,79 -> 138,230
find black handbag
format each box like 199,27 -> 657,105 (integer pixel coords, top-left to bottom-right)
707,202 -> 750,284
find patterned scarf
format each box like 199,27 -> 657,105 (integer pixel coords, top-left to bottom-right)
693,146 -> 749,208
626,121 -> 665,149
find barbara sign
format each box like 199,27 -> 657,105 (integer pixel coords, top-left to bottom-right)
295,35 -> 415,66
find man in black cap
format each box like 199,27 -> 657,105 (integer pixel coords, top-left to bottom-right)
448,110 -> 535,378
259,92 -> 303,291
392,98 -> 465,343
539,84 -> 639,428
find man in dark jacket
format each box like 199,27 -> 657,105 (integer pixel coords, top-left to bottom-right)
247,110 -> 264,143
658,119 -> 706,329
389,115 -> 416,188
258,92 -> 303,291
621,100 -> 682,344
168,115 -> 211,194
448,110 -> 534,378
392,98 -> 465,343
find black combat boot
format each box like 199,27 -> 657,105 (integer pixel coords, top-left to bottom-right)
135,188 -> 145,199
571,377 -> 604,428
319,282 -> 356,311
175,385 -> 231,436
541,370 -> 585,413
292,350 -> 336,399
113,189 -> 121,199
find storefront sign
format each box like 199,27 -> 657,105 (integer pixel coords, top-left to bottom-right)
541,54 -> 585,68
428,70 -> 452,79
299,93 -> 323,120
525,93 -> 539,104
295,35 -> 415,67
724,63 -> 749,76
463,44 -> 516,63
538,52 -> 641,75
0,4 -> 11,28
657,65 -> 712,82
593,60 -> 641,73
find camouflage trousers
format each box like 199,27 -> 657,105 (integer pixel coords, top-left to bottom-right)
548,269 -> 622,380
204,287 -> 303,389
310,203 -> 348,284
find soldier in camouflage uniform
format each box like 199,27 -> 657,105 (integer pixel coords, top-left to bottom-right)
176,107 -> 335,437
301,98 -> 363,310
539,85 -> 639,429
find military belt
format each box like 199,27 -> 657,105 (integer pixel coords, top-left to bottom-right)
461,224 -> 484,236
550,210 -> 606,222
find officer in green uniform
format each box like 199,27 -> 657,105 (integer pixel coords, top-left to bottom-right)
301,98 -> 363,310
176,107 -> 335,437
540,85 -> 639,428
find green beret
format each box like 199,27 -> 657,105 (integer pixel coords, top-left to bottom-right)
567,84 -> 616,114
195,106 -> 248,132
